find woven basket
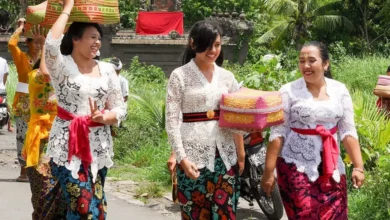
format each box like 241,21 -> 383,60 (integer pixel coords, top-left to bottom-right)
374,75 -> 390,98
44,0 -> 120,25
219,87 -> 284,130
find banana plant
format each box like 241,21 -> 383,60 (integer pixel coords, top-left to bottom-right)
129,87 -> 166,133
348,89 -> 390,169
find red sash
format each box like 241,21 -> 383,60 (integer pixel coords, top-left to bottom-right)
291,125 -> 338,177
57,106 -> 104,174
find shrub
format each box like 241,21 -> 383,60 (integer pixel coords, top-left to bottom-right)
122,56 -> 167,85
343,90 -> 390,170
348,164 -> 390,220
227,55 -> 300,91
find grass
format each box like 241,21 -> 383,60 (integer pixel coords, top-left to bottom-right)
348,167 -> 390,220
109,142 -> 171,186
333,55 -> 390,91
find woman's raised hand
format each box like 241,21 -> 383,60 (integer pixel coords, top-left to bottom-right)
31,25 -> 47,46
17,18 -> 26,29
89,97 -> 105,124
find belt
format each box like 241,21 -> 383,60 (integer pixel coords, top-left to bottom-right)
291,125 -> 338,177
57,106 -> 104,175
16,82 -> 29,93
182,110 -> 220,123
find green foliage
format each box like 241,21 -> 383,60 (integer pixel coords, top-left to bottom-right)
227,55 -> 300,91
111,58 -> 170,188
332,55 -> 389,91
348,166 -> 390,220
340,0 -> 389,53
121,56 -> 167,85
258,0 -> 353,49
113,83 -> 166,159
129,87 -> 166,132
118,0 -> 139,29
5,63 -> 17,114
181,0 -> 259,27
348,90 -> 390,169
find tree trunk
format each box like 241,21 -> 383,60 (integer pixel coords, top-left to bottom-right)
19,0 -> 28,18
359,0 -> 369,48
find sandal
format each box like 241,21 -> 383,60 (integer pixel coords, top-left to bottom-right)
16,176 -> 29,182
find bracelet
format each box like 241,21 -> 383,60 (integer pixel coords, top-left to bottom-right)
353,167 -> 364,173
61,12 -> 70,16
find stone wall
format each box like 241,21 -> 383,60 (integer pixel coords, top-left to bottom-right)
0,30 -> 247,76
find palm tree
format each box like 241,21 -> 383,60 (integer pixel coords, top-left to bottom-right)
258,0 -> 353,48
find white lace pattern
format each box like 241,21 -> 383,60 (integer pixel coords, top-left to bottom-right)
166,59 -> 240,172
44,31 -> 127,182
269,77 -> 358,182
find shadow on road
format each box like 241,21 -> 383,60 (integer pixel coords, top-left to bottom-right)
0,178 -> 18,182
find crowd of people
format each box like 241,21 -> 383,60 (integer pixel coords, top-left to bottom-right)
0,0 -> 368,219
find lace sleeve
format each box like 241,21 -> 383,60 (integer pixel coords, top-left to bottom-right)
106,64 -> 127,126
44,31 -> 65,79
338,85 -> 358,140
269,85 -> 291,141
165,70 -> 186,163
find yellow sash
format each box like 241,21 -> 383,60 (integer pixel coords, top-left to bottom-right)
22,113 -> 56,167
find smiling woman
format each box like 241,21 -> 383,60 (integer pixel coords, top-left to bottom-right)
261,41 -> 365,219
43,0 -> 127,218
165,20 -> 245,219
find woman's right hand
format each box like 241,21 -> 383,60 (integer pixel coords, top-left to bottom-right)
261,171 -> 275,197
180,158 -> 200,180
167,153 -> 177,175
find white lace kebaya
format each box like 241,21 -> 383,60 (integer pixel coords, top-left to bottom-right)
166,59 -> 240,172
269,77 -> 358,182
44,31 -> 127,182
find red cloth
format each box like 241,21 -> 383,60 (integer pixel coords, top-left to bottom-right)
291,125 -> 338,177
57,106 -> 104,174
377,97 -> 382,108
135,11 -> 184,35
276,158 -> 347,219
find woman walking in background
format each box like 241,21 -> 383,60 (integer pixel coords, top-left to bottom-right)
261,41 -> 365,219
8,18 -> 42,182
165,20 -> 245,220
44,0 -> 126,218
22,26 -> 67,220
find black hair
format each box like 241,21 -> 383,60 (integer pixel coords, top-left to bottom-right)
387,66 -> 390,73
181,20 -> 224,66
109,57 -> 122,69
302,41 -> 332,79
26,38 -> 33,43
60,22 -> 103,55
33,59 -> 41,70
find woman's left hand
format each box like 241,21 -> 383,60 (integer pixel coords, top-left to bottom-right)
89,97 -> 105,124
351,169 -> 365,189
31,25 -> 47,46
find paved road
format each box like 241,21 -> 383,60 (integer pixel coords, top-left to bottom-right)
0,130 -> 287,220
0,130 -> 171,220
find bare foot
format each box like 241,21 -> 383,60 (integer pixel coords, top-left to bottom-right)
8,126 -> 13,132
